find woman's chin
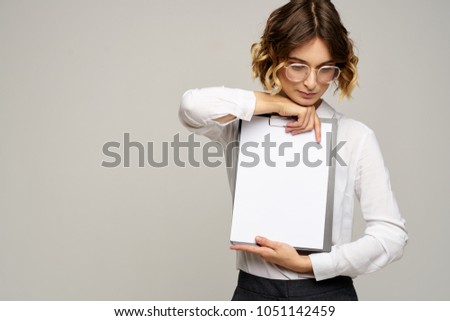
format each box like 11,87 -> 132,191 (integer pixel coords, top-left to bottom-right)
290,95 -> 321,108
280,89 -> 322,108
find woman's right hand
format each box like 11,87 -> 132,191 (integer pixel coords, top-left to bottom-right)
254,92 -> 321,143
278,102 -> 321,142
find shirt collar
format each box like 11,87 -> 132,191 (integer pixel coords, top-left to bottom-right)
316,100 -> 337,119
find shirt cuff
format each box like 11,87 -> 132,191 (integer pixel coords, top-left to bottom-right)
309,252 -> 337,281
230,88 -> 256,122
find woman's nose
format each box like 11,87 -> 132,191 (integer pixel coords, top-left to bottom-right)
303,70 -> 317,89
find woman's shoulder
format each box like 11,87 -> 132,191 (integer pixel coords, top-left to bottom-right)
324,103 -> 376,146
320,101 -> 372,134
337,113 -> 374,136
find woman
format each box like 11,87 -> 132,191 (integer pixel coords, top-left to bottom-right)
179,0 -> 407,301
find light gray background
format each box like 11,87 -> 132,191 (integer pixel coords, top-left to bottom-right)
1,0 -> 449,300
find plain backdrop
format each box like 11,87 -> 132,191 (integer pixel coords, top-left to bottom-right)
1,0 -> 449,300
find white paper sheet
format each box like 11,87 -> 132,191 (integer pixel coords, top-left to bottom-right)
230,115 -> 336,252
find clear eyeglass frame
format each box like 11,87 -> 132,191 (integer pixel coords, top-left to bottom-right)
284,62 -> 341,85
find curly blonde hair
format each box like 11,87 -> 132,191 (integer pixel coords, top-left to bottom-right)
252,0 -> 358,99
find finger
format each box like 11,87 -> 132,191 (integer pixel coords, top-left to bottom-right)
295,116 -> 304,128
286,123 -> 303,134
302,108 -> 315,129
230,244 -> 272,256
285,121 -> 296,128
302,108 -> 315,131
290,129 -> 304,135
290,127 -> 312,135
286,119 -> 306,129
291,113 -> 319,136
295,111 -> 309,130
286,123 -> 301,131
255,236 -> 279,250
304,111 -> 315,131
297,107 -> 311,128
314,114 -> 322,143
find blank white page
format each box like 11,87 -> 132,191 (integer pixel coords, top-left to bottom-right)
230,115 -> 336,252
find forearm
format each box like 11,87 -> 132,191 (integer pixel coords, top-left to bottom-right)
253,92 -> 284,115
292,254 -> 314,274
180,86 -> 320,141
214,91 -> 282,123
180,87 -> 255,127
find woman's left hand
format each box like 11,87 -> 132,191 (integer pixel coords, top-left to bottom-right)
230,236 -> 313,274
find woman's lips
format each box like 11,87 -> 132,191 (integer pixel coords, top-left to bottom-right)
298,91 -> 317,99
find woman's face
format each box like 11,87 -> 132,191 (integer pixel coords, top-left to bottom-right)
278,37 -> 335,107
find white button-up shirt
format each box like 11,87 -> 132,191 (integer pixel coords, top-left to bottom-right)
179,86 -> 408,281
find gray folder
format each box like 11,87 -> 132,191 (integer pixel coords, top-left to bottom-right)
230,115 -> 337,252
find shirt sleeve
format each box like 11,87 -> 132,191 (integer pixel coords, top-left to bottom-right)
309,130 -> 408,281
178,86 -> 256,143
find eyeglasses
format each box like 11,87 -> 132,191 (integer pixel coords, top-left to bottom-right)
284,63 -> 341,84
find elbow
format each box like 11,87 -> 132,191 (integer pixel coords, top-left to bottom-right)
179,89 -> 203,128
394,229 -> 408,261
389,220 -> 409,262
387,232 -> 408,264
180,89 -> 196,116
367,222 -> 409,266
387,228 -> 409,264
